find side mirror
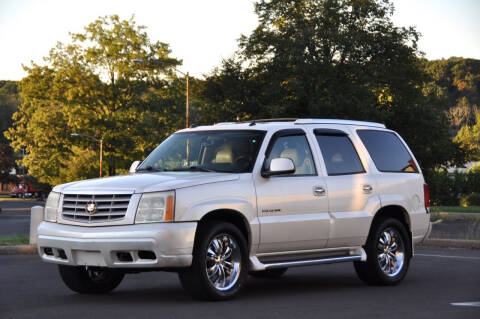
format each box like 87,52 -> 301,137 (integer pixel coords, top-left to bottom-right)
262,157 -> 295,177
129,161 -> 141,173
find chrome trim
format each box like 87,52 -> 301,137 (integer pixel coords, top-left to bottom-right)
376,227 -> 405,277
205,234 -> 242,291
264,255 -> 362,269
294,119 -> 386,128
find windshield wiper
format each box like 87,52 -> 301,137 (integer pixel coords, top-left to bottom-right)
136,166 -> 165,172
171,166 -> 217,172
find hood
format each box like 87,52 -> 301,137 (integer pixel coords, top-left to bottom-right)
53,172 -> 240,194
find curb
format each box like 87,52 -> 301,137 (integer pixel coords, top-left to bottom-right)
0,245 -> 37,255
418,238 -> 480,250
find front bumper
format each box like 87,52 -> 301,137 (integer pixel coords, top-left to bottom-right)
37,221 -> 197,268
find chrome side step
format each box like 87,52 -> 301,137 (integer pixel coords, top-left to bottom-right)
264,255 -> 362,269
249,247 -> 367,271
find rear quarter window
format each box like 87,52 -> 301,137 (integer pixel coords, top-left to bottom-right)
357,130 -> 418,173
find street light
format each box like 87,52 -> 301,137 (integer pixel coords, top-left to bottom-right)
133,58 -> 190,128
71,133 -> 103,178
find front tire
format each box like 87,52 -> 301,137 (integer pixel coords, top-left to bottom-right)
178,222 -> 248,301
58,265 -> 124,294
354,218 -> 410,285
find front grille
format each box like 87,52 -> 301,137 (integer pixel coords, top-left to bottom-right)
62,193 -> 132,223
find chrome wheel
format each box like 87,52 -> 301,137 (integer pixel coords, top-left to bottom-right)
205,234 -> 241,291
376,227 -> 405,277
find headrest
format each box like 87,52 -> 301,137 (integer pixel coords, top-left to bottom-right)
280,148 -> 298,164
215,146 -> 233,163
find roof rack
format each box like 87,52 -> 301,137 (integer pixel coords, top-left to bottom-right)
248,118 -> 297,123
294,119 -> 385,128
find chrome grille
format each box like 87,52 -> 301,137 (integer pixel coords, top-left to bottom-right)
61,193 -> 132,223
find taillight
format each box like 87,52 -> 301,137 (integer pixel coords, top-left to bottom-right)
424,183 -> 430,213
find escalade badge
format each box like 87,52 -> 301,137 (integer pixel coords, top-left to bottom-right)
85,201 -> 97,215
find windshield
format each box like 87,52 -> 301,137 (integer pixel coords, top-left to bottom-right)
137,130 -> 266,173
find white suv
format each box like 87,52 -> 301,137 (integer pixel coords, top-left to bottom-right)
38,119 -> 431,300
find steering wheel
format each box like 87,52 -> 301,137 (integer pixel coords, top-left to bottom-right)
235,155 -> 252,170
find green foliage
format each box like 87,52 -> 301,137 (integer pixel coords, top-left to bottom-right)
454,113 -> 480,161
200,0 -> 459,172
460,193 -> 480,207
430,206 -> 480,213
5,15 -> 187,185
0,143 -> 16,183
0,234 -> 29,246
422,57 -> 480,130
425,170 -> 480,206
0,81 -> 18,182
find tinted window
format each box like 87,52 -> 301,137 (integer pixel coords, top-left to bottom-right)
357,130 -> 418,173
138,130 -> 265,173
315,135 -> 364,175
265,135 -> 316,176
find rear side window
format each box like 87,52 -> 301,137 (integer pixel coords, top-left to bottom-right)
315,135 -> 365,176
357,130 -> 418,173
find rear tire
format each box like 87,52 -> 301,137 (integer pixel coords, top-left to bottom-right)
178,221 -> 248,301
354,218 -> 410,285
249,268 -> 288,279
58,265 -> 124,294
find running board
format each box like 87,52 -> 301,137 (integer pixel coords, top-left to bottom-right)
249,247 -> 366,271
264,255 -> 362,269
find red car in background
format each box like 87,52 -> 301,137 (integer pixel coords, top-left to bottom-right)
9,181 -> 43,198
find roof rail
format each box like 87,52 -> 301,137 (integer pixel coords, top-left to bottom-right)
214,122 -> 237,126
249,118 -> 297,123
294,119 -> 386,128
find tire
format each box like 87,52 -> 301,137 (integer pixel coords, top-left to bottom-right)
354,218 -> 411,286
178,221 -> 248,301
250,268 -> 288,279
58,265 -> 124,294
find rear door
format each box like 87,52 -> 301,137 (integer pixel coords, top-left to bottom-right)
254,129 -> 330,253
356,129 -> 429,241
312,127 -> 379,248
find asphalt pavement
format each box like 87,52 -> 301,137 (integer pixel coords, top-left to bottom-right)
1,248 -> 479,319
0,200 -> 42,236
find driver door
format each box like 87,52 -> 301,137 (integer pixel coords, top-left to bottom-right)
254,129 -> 330,253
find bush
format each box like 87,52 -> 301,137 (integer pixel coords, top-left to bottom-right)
460,193 -> 480,207
425,169 -> 480,206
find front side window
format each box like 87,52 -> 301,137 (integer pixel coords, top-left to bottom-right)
315,135 -> 365,176
357,130 -> 418,173
138,130 -> 266,173
265,134 -> 316,176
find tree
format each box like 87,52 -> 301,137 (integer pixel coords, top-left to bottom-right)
201,0 -> 462,171
0,81 -> 18,184
454,113 -> 480,162
6,15 -> 186,185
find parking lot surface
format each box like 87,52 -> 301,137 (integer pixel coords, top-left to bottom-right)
0,248 -> 479,319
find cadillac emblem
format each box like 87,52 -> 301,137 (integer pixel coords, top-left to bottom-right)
85,201 -> 97,215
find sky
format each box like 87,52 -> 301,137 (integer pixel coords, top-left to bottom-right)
0,0 -> 479,81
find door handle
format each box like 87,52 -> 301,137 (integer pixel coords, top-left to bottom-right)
313,186 -> 326,196
363,184 -> 373,193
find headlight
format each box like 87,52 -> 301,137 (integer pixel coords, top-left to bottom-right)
44,192 -> 61,222
135,191 -> 175,223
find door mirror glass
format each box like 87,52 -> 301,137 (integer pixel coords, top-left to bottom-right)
262,157 -> 295,177
129,160 -> 141,173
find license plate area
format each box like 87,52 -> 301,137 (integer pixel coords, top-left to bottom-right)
73,250 -> 106,266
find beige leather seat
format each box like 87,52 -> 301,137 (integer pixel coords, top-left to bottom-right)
280,148 -> 313,175
214,146 -> 233,164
